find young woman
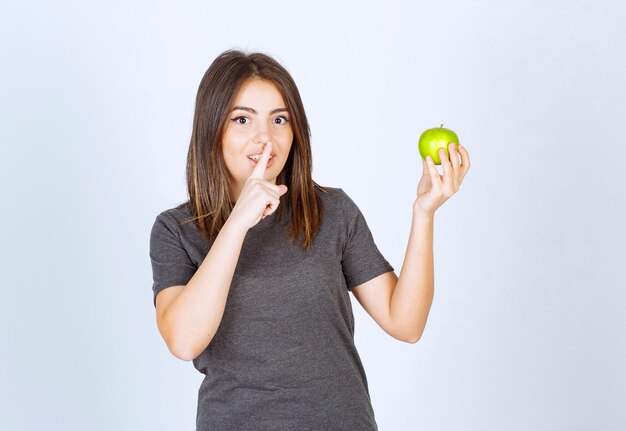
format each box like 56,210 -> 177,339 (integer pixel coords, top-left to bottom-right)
149,49 -> 470,431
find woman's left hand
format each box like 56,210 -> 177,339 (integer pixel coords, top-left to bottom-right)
413,142 -> 471,216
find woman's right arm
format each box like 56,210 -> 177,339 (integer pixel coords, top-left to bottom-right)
156,218 -> 248,361
156,141 -> 285,361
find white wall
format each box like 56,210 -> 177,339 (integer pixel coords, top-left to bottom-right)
1,0 -> 624,429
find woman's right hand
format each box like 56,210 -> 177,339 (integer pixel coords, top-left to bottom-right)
228,141 -> 288,231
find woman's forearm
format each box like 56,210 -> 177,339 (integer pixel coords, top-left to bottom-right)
389,211 -> 434,343
162,219 -> 248,361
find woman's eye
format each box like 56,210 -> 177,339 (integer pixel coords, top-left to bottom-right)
231,116 -> 249,125
274,116 -> 289,125
230,115 -> 288,125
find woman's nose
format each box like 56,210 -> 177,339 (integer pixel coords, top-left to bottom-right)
254,129 -> 270,144
254,117 -> 273,141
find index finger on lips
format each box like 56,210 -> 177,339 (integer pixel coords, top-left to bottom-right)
248,141 -> 272,180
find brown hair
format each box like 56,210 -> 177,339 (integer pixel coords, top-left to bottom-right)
179,49 -> 326,251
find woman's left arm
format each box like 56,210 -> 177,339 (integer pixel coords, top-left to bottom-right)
390,143 -> 471,343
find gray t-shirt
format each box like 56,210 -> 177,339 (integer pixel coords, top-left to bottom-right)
149,186 -> 394,431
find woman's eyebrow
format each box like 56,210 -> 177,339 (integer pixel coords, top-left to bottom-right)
231,106 -> 288,114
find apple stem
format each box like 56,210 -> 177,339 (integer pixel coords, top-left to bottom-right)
440,123 -> 443,128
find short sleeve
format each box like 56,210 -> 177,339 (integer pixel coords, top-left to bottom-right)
339,189 -> 394,290
149,212 -> 197,308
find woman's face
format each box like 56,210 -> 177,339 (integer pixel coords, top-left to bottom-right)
221,78 -> 293,201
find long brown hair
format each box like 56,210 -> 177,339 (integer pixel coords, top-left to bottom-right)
180,49 -> 326,251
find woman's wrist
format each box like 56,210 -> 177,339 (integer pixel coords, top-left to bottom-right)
412,205 -> 435,221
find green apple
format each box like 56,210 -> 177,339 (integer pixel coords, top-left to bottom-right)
418,124 -> 460,165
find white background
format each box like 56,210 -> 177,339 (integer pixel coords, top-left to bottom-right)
1,0 -> 625,429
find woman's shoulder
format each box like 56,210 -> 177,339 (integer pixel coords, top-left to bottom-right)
314,184 -> 364,223
313,184 -> 357,224
315,183 -> 361,210
314,184 -> 347,202
153,201 -> 193,230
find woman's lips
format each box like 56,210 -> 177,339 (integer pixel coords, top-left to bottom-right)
247,155 -> 275,167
